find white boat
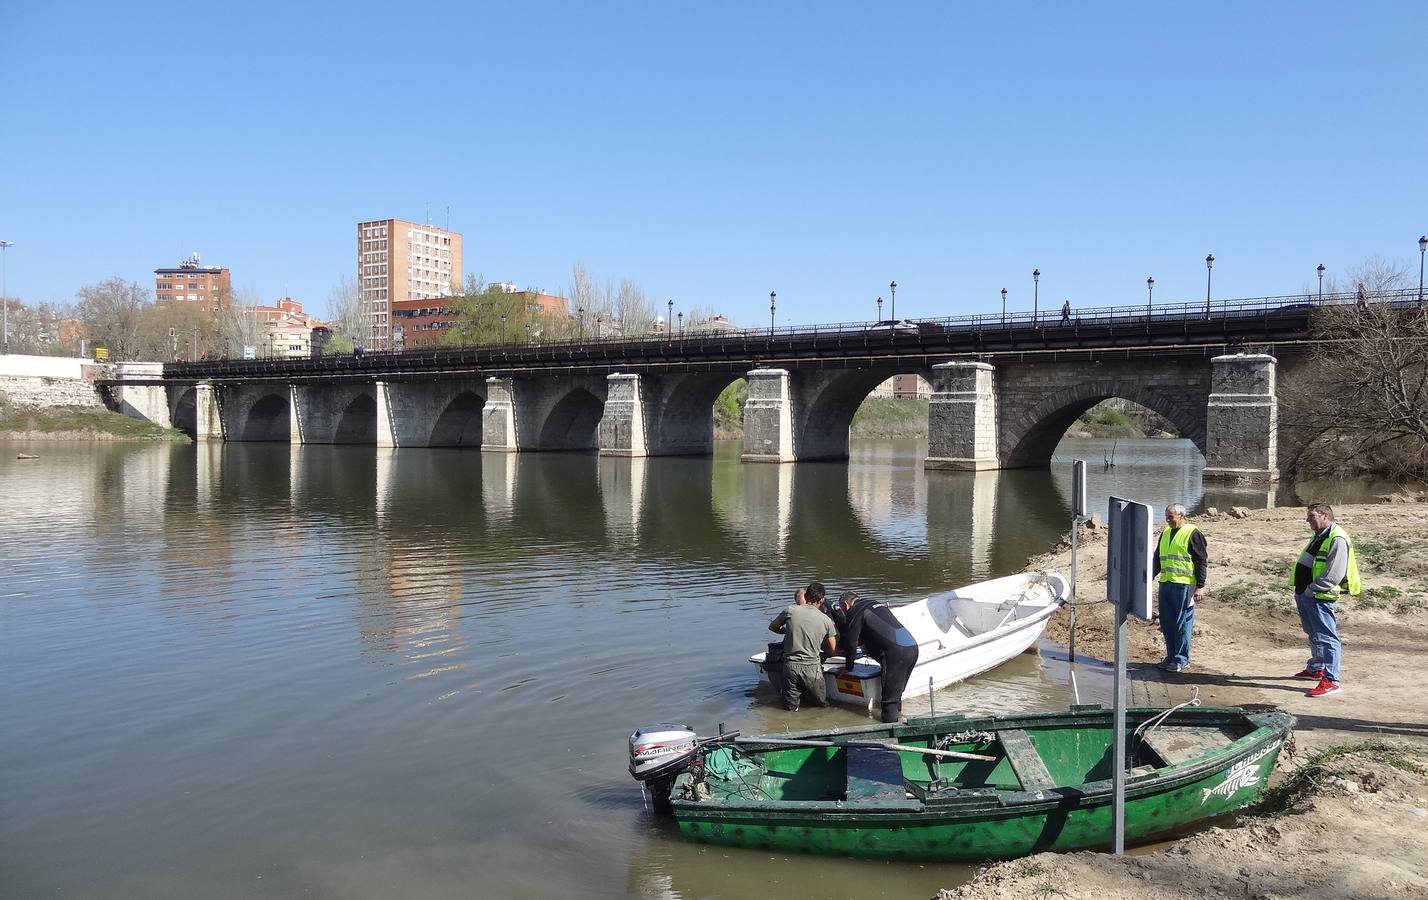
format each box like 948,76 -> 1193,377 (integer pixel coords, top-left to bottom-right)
749,571 -> 1070,712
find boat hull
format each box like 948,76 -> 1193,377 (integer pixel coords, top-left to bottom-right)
667,706 -> 1292,861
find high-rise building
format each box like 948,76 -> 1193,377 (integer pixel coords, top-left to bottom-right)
154,253 -> 232,311
356,219 -> 463,350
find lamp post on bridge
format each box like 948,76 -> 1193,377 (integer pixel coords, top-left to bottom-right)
1000,288 -> 1007,324
890,281 -> 897,320
1418,236 -> 1426,304
769,291 -> 776,336
1317,264 -> 1325,304
876,296 -> 883,320
1146,276 -> 1154,318
667,299 -> 673,335
1032,269 -> 1040,324
1204,254 -> 1215,319
577,306 -> 584,339
677,311 -> 684,335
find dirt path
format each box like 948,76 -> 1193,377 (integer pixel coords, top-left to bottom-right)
937,500 -> 1428,899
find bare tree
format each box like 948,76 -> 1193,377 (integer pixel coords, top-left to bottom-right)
614,278 -> 655,334
324,275 -> 365,341
75,278 -> 150,361
216,286 -> 266,358
1283,259 -> 1428,480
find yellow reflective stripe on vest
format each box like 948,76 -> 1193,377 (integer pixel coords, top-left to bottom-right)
1157,523 -> 1198,585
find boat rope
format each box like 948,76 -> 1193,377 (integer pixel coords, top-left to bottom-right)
1132,687 -> 1202,747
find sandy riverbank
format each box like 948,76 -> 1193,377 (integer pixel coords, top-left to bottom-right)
938,500 -> 1428,899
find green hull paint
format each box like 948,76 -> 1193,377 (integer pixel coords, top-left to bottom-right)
666,705 -> 1292,861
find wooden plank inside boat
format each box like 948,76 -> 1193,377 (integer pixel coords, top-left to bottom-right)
999,729 -> 1056,792
845,746 -> 906,802
1140,725 -> 1241,767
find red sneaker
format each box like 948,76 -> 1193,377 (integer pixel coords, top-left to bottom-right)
1307,677 -> 1341,698
1293,668 -> 1323,680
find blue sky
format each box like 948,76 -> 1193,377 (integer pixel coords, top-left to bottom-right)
2,2 -> 1425,325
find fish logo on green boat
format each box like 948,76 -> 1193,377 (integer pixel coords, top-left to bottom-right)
1200,740 -> 1281,805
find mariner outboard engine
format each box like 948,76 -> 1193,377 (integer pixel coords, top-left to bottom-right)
629,723 -> 698,809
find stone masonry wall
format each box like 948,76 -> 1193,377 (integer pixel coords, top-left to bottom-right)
0,374 -> 105,410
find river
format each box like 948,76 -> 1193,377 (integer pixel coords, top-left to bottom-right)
0,437 -> 1385,899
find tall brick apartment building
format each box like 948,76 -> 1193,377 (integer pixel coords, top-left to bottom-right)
356,219 -> 463,350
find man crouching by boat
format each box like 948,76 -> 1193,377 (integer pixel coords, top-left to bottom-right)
768,582 -> 838,711
833,592 -> 920,723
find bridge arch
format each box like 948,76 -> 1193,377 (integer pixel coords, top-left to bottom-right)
651,373 -> 746,455
1000,377 -> 1207,469
795,368 -> 934,460
333,393 -> 378,444
238,391 -> 291,442
429,388 -> 486,447
170,387 -> 197,438
538,386 -> 604,451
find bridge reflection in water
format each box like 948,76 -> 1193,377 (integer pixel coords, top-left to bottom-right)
0,437 -> 1337,899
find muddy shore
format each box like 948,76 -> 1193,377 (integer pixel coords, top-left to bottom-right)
937,501 -> 1428,899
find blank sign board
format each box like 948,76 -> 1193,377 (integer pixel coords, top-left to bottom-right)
1107,496 -> 1154,621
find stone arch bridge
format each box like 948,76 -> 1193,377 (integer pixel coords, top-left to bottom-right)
107,301 -> 1317,481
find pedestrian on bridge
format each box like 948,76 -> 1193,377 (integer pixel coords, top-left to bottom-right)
1153,503 -> 1206,673
1060,299 -> 1072,325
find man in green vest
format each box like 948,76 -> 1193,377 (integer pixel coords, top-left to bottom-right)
1152,503 -> 1207,673
1290,504 -> 1362,698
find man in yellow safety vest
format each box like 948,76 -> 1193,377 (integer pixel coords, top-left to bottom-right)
1289,504 -> 1361,698
1152,503 -> 1207,673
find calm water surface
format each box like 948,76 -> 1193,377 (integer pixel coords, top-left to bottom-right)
0,438 -> 1378,899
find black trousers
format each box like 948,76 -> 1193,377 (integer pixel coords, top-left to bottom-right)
877,644 -> 920,723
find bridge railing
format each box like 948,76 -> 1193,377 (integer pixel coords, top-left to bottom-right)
162,288 -> 1420,378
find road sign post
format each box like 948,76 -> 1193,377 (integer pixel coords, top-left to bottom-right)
1106,495 -> 1153,856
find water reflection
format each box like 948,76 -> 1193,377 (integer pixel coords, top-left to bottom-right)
0,436 -> 1392,900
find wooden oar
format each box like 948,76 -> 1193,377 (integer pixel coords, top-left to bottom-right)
736,736 -> 995,763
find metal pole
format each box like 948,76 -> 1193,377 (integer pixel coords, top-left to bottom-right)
1146,277 -> 1154,319
0,240 -> 13,354
1112,569 -> 1128,855
1032,269 -> 1040,324
1000,288 -> 1007,324
1419,237 -> 1426,303
890,281 -> 897,320
1204,254 -> 1214,319
769,291 -> 776,336
1317,264 -> 1325,304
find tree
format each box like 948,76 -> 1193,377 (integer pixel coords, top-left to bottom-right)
1283,259 -> 1428,480
614,278 -> 655,335
442,277 -> 535,347
324,275 -> 365,343
217,286 -> 266,358
75,278 -> 150,361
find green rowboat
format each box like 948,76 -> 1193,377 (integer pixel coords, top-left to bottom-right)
631,704 -> 1293,861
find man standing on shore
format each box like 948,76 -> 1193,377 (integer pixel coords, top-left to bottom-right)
1290,504 -> 1361,698
768,582 -> 837,711
1153,503 -> 1207,673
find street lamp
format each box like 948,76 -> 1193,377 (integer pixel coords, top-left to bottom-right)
677,311 -> 684,335
0,240 -> 14,354
1000,288 -> 1007,324
1418,236 -> 1427,304
577,305 -> 585,338
1204,254 -> 1215,319
1317,263 -> 1325,303
889,281 -> 897,320
667,298 -> 673,334
876,295 -> 883,320
769,291 -> 776,336
1032,269 -> 1040,324
1146,276 -> 1154,318
596,314 -> 603,339
500,313 -> 507,343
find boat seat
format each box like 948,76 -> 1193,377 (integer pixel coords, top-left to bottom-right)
1140,725 -> 1239,767
845,745 -> 906,802
998,729 -> 1056,792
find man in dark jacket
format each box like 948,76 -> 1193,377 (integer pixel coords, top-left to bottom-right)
832,592 -> 920,723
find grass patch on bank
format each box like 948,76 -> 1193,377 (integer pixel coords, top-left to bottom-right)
850,398 -> 929,438
0,406 -> 191,442
1213,580 -> 1286,614
1255,740 -> 1426,815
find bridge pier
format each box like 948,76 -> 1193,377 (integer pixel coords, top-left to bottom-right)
1204,354 -> 1279,482
482,377 -> 521,452
481,375 -> 607,452
375,378 -> 486,448
925,361 -> 999,470
741,368 -> 795,463
195,382 -> 222,441
597,373 -> 650,457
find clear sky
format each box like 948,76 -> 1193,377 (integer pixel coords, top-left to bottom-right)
2,1 -> 1425,325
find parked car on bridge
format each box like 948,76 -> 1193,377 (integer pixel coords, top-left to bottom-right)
867,319 -> 944,335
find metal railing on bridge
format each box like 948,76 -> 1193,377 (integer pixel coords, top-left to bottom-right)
152,287 -> 1418,382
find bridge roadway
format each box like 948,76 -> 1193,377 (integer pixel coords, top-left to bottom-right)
102,295 -> 1351,481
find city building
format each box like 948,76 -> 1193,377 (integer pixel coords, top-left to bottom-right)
154,253 -> 232,311
868,374 -> 931,399
247,297 -> 326,358
357,219 -> 463,350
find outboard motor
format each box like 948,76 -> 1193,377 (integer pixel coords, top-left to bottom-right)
628,723 -> 699,814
